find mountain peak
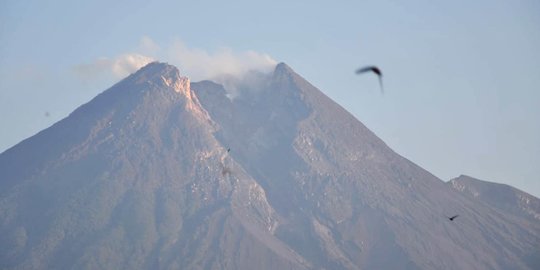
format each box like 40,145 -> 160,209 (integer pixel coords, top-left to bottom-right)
137,61 -> 179,76
131,61 -> 191,94
274,62 -> 293,73
273,62 -> 296,80
2,62 -> 540,270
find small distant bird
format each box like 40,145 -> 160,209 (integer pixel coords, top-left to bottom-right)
227,148 -> 231,153
448,215 -> 459,221
356,66 -> 384,94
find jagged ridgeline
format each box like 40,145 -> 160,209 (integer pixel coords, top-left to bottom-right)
1,62 -> 538,269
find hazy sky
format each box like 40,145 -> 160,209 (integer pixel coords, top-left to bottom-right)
1,0 -> 539,196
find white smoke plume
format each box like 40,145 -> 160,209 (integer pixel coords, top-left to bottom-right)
73,53 -> 154,80
165,39 -> 277,82
74,37 -> 277,97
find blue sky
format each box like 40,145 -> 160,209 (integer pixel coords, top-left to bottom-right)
1,0 -> 539,196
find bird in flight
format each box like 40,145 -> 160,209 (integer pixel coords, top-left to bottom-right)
447,215 -> 459,221
356,66 -> 384,94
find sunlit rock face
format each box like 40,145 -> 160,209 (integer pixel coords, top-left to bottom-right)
0,62 -> 538,270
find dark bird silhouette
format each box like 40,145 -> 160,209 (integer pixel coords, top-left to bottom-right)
227,148 -> 231,153
356,66 -> 384,94
448,215 -> 459,221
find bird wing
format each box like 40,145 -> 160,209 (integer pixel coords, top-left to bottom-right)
355,66 -> 375,74
450,215 -> 459,220
378,75 -> 384,94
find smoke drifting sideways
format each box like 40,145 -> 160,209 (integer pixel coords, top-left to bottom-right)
73,54 -> 155,82
211,69 -> 276,100
165,39 -> 277,100
73,37 -> 278,100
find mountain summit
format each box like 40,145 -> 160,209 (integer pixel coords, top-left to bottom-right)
1,62 -> 539,269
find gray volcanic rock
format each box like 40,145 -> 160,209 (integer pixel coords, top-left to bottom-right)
193,63 -> 540,270
446,175 -> 540,269
0,63 -> 307,270
1,62 -> 539,269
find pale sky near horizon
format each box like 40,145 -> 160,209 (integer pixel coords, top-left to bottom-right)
1,0 -> 539,196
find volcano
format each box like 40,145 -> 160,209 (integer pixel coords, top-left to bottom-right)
1,62 -> 538,269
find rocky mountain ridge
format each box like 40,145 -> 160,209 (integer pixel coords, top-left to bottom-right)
0,62 -> 538,269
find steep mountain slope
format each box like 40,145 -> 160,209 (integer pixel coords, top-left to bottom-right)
446,175 -> 540,269
0,62 -> 538,269
0,63 -> 308,269
194,63 -> 540,270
